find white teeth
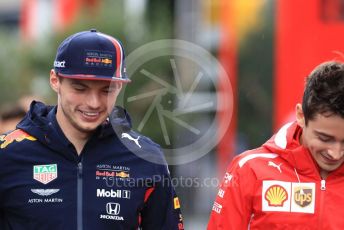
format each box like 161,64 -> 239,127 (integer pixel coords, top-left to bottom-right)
83,112 -> 99,116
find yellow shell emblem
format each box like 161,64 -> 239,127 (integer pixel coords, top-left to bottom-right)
265,185 -> 288,207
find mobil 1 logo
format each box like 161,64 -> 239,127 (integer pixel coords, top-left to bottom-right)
97,189 -> 131,199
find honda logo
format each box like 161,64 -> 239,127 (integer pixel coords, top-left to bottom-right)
106,203 -> 120,215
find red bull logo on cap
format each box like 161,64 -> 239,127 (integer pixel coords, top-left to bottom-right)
0,129 -> 37,149
84,50 -> 114,68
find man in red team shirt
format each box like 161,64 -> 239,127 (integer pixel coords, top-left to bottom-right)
208,61 -> 344,229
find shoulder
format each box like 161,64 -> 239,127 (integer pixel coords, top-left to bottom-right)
119,130 -> 161,151
0,129 -> 38,151
227,148 -> 281,176
218,149 -> 282,190
235,149 -> 279,168
118,130 -> 167,166
118,130 -> 171,177
0,129 -> 39,172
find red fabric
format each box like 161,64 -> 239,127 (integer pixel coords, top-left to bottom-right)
275,0 -> 344,130
208,122 -> 344,229
54,0 -> 80,31
97,33 -> 123,79
144,187 -> 155,203
20,0 -> 37,42
217,0 -> 237,175
54,0 -> 100,30
20,0 -> 101,42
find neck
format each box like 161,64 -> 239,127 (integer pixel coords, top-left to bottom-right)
56,108 -> 92,155
320,170 -> 329,179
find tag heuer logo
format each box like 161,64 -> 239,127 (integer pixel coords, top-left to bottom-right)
33,164 -> 58,184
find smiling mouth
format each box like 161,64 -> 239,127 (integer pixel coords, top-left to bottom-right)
320,153 -> 341,165
82,111 -> 99,116
79,110 -> 102,121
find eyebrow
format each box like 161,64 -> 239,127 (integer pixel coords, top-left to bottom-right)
71,80 -> 87,86
71,80 -> 111,90
313,130 -> 334,139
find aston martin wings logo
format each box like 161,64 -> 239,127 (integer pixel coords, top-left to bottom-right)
31,189 -> 60,196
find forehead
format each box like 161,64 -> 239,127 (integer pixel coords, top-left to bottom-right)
307,113 -> 344,137
64,78 -> 112,88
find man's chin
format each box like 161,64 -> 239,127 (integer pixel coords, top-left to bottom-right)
320,164 -> 340,173
76,122 -> 101,133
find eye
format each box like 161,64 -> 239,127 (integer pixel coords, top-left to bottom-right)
318,135 -> 332,143
72,84 -> 86,91
74,87 -> 85,92
104,87 -> 117,93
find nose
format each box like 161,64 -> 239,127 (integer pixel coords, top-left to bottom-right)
86,92 -> 101,109
327,143 -> 344,160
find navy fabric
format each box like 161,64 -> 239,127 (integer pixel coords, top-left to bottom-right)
0,101 -> 183,230
54,29 -> 130,82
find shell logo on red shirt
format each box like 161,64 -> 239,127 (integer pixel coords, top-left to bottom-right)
265,185 -> 288,207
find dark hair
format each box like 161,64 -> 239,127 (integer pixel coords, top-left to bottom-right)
302,61 -> 344,124
56,73 -> 64,82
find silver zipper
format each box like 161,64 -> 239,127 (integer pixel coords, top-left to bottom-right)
77,162 -> 83,230
320,179 -> 326,191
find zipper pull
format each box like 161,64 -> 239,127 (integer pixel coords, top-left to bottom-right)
321,179 -> 326,191
78,162 -> 83,178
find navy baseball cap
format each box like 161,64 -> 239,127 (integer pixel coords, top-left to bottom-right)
53,29 -> 130,82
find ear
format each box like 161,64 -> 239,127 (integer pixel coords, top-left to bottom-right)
50,69 -> 59,93
295,103 -> 305,128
